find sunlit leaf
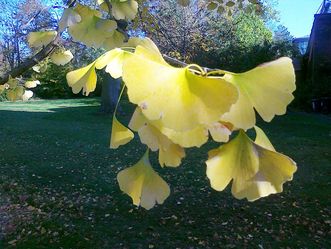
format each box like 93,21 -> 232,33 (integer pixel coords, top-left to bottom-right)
95,37 -> 162,79
6,86 -> 24,101
50,49 -> 74,66
129,108 -> 185,167
27,31 -> 57,48
58,7 -> 81,32
25,80 -> 40,89
95,48 -> 127,79
7,76 -> 18,88
125,37 -> 161,55
122,45 -> 238,132
207,122 -> 231,143
68,4 -> 118,48
66,62 -> 97,95
254,126 -> 275,151
206,129 -> 297,201
117,150 -> 170,210
222,57 -> 296,130
129,107 -> 208,148
102,30 -> 126,50
98,0 -> 138,20
110,116 -> 134,149
22,90 -> 34,101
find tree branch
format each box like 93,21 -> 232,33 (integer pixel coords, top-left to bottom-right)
0,38 -> 59,84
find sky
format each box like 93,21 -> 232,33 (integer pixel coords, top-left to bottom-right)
276,0 -> 323,38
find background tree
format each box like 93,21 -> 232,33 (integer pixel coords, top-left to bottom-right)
0,0 -> 56,72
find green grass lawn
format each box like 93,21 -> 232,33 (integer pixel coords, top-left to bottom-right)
0,98 -> 330,249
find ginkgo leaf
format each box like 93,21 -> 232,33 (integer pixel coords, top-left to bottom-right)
22,90 -> 34,101
99,0 -> 138,20
124,37 -> 161,56
28,31 -> 57,48
206,129 -> 297,201
95,37 -> 162,79
159,143 -> 186,168
207,122 -> 232,143
68,4 -> 118,48
110,116 -> 134,149
25,80 -> 40,89
129,108 -> 185,167
129,107 -> 208,148
6,86 -> 25,101
122,45 -> 238,132
7,76 -> 18,88
50,50 -> 74,66
58,7 -> 81,32
254,126 -> 275,151
102,30 -> 125,50
222,57 -> 296,130
117,150 -> 170,210
95,48 -> 127,79
66,62 -> 97,95
155,123 -> 208,148
112,0 -> 138,20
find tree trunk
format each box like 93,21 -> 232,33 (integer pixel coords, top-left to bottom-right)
100,75 -> 121,114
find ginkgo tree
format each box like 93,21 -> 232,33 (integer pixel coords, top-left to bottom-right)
0,0 -> 297,210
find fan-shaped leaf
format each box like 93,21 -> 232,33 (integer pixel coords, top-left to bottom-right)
117,150 -> 170,210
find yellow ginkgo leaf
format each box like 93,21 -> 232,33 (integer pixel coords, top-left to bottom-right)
68,4 -> 117,48
124,37 -> 161,55
129,108 -> 185,167
110,116 -> 134,149
159,143 -> 185,168
6,86 -> 25,101
102,30 -> 125,50
206,129 -> 297,201
27,31 -> 57,48
50,50 -> 74,66
99,0 -> 138,20
7,76 -> 18,88
207,122 -> 232,143
117,150 -> 170,210
129,107 -> 208,148
66,62 -> 97,95
58,7 -> 81,32
25,80 -> 40,89
222,57 -> 296,130
95,37 -> 163,79
122,45 -> 238,132
95,48 -> 129,79
22,90 -> 34,101
254,126 -> 275,151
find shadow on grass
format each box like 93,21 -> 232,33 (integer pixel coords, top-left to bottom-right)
0,99 -> 330,248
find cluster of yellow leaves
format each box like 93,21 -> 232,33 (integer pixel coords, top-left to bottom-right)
66,37 -> 297,210
98,0 -> 138,21
67,4 -> 123,49
1,77 -> 39,101
178,0 -> 261,16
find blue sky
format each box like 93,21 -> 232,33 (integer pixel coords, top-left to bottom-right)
276,0 -> 323,38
